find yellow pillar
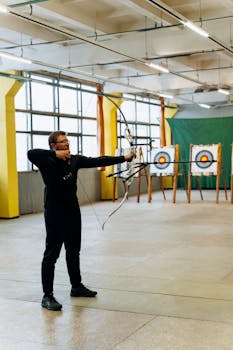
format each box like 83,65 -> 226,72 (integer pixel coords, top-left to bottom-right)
0,75 -> 23,218
162,103 -> 178,188
160,97 -> 166,146
164,103 -> 178,146
100,94 -> 121,199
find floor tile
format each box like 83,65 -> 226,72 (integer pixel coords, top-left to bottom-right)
114,316 -> 233,350
1,191 -> 233,349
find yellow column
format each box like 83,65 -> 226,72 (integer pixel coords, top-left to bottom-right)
0,75 -> 23,218
100,94 -> 121,199
160,97 -> 166,146
164,103 -> 178,146
162,103 -> 178,188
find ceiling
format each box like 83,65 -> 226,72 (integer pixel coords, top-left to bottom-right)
0,0 -> 233,108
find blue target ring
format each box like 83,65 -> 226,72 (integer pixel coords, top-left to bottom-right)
154,151 -> 171,169
195,150 -> 213,169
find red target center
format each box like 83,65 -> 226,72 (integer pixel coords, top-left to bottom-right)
158,156 -> 166,164
200,155 -> 208,163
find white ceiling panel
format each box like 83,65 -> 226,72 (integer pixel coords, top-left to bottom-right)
0,0 -> 232,107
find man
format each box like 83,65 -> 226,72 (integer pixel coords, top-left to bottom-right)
28,130 -> 135,311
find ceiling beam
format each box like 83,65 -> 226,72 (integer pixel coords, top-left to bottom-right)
9,0 -> 49,8
38,1 -> 120,33
5,5 -> 207,90
117,0 -> 178,25
0,13 -> 67,42
146,0 -> 233,57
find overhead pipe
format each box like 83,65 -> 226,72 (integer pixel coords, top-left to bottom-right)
4,1 -> 233,68
6,5 -> 207,88
2,1 -> 229,106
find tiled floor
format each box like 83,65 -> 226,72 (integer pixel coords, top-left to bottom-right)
1,190 -> 233,349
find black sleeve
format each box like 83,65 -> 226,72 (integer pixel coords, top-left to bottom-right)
27,149 -> 56,168
76,155 -> 125,168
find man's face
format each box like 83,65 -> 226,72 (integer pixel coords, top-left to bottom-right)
52,134 -> 70,151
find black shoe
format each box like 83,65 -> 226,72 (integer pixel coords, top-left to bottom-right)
70,283 -> 97,298
41,294 -> 62,311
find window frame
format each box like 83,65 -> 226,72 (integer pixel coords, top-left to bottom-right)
15,72 -> 98,171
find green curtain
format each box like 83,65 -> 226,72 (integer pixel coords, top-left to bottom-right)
167,117 -> 233,188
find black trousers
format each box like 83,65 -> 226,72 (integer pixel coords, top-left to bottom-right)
42,205 -> 82,294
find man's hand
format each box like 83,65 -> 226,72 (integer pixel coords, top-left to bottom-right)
55,150 -> 71,161
124,152 -> 136,162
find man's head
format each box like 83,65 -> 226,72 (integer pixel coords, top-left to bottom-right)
48,131 -> 70,151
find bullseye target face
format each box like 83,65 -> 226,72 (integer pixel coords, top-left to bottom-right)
191,145 -> 218,175
150,147 -> 175,175
195,150 -> 213,169
154,152 -> 171,170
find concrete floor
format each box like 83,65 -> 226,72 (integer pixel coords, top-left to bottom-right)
1,189 -> 233,349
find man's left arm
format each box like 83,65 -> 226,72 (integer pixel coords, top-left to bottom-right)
76,152 -> 135,168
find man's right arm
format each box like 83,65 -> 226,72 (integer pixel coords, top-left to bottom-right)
28,149 -> 71,167
27,149 -> 56,167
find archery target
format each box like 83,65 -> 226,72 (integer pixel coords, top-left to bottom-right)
150,146 -> 175,175
191,144 -> 218,175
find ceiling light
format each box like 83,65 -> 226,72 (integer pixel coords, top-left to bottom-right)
0,4 -> 8,13
159,93 -> 173,99
0,52 -> 32,64
181,21 -> 209,38
218,88 -> 230,95
147,63 -> 169,73
198,103 -> 211,109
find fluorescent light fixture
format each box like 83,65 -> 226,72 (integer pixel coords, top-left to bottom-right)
199,103 -> 211,109
0,52 -> 32,64
181,21 -> 209,38
147,62 -> 169,73
0,4 -> 8,13
218,88 -> 230,95
159,93 -> 173,99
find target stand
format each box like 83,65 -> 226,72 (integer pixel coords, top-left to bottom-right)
187,143 -> 227,203
148,145 -> 187,203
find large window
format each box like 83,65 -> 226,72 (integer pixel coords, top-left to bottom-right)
15,73 -> 98,171
15,73 -> 162,172
118,95 -> 161,162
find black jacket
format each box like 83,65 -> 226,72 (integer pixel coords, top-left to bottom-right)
28,149 -> 125,210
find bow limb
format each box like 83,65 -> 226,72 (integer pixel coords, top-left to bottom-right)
104,96 -> 133,145
101,191 -> 128,230
110,99 -> 136,188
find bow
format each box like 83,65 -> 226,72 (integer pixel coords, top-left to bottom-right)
101,96 -> 138,229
